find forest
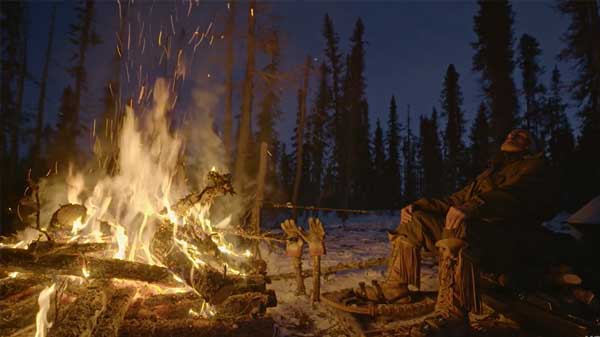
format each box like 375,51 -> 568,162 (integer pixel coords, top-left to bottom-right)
1,0 -> 599,235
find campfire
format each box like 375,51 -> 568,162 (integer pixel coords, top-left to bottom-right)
0,80 -> 276,337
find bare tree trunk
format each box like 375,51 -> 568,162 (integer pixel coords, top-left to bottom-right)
291,56 -> 311,218
73,0 -> 95,142
223,1 -> 235,164
0,1 -> 11,234
233,0 -> 256,188
33,5 -> 56,169
11,4 -> 26,174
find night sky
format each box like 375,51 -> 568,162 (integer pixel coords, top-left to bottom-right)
23,1 -> 576,147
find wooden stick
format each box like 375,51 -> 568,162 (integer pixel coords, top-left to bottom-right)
312,256 -> 321,303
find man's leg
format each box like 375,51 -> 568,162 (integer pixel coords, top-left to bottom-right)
413,222 -> 482,336
356,210 -> 445,302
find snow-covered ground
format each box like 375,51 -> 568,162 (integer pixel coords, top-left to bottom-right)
260,212 -> 439,337
260,211 -> 575,336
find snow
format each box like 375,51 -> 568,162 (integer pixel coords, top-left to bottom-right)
260,212 -> 440,336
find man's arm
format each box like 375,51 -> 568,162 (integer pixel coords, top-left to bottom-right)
460,158 -> 552,220
412,179 -> 478,214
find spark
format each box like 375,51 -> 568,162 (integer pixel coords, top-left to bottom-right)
251,8 -> 254,17
170,15 -> 176,35
158,30 -> 162,46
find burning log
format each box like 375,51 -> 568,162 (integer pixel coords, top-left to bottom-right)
48,280 -> 112,337
214,291 -> 276,319
27,241 -> 110,256
150,170 -> 275,305
50,204 -> 88,228
0,248 -> 178,285
163,171 -> 235,217
150,223 -> 269,305
91,287 -> 137,337
0,286 -> 43,336
118,317 -> 275,337
126,293 -> 201,321
0,274 -> 49,299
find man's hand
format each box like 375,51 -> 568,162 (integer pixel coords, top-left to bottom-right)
400,204 -> 414,225
445,206 -> 466,230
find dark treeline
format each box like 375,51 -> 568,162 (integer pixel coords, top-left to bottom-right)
1,1 -> 599,234
271,0 -> 600,213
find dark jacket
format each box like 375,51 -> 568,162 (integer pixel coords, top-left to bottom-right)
412,152 -> 557,223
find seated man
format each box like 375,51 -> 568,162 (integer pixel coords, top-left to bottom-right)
356,129 -> 557,333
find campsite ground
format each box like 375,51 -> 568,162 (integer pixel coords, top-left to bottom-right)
259,212 -> 559,336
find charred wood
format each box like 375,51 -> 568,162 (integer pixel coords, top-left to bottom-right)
48,280 -> 112,337
214,291 -> 276,319
125,292 -> 201,320
0,248 -> 178,285
0,288 -> 40,336
0,274 -> 49,299
118,317 -> 275,337
91,287 -> 136,337
150,223 -> 270,305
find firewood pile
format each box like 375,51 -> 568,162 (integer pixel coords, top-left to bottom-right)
0,171 -> 277,337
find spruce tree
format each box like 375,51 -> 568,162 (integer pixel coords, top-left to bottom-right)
544,67 -> 574,168
420,108 -> 444,198
543,67 -> 576,206
308,63 -> 330,206
385,96 -> 402,209
278,144 -> 293,201
372,119 -> 386,208
440,64 -> 467,192
472,0 -> 519,146
403,105 -> 417,204
346,18 -> 371,208
469,103 -> 492,178
68,0 -> 102,160
517,33 -> 545,140
558,0 -> 600,204
322,14 -> 345,207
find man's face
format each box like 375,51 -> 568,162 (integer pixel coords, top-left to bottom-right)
500,129 -> 531,153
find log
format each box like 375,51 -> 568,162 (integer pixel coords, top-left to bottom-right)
0,248 -> 178,286
125,292 -> 202,320
214,291 -> 276,319
48,280 -> 112,337
118,317 -> 275,337
92,287 -> 136,337
0,274 -> 49,299
150,221 -> 271,305
27,242 -> 110,256
0,290 -> 40,336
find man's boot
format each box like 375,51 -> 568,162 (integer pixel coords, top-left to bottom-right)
355,234 -> 420,303
411,238 -> 480,337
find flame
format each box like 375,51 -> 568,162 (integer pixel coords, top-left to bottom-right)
189,301 -> 216,318
8,271 -> 19,278
113,225 -> 128,259
82,260 -> 90,278
35,283 -> 56,337
71,217 -> 86,235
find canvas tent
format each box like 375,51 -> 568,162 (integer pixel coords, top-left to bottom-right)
568,195 -> 600,225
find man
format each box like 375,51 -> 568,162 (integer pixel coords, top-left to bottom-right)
356,129 -> 557,334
